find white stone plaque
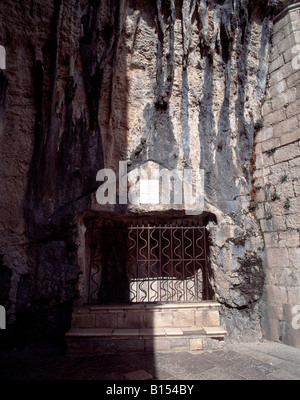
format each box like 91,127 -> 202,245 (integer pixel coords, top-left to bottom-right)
140,179 -> 159,204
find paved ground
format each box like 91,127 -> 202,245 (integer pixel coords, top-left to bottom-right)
1,340 -> 300,380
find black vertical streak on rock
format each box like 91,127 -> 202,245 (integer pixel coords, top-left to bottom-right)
199,55 -> 215,198
238,1 -> 248,46
155,0 -> 165,108
182,0 -> 196,68
80,0 -> 102,131
80,0 -> 126,133
79,0 -> 112,196
79,1 -> 127,185
26,0 -> 62,224
147,0 -> 177,167
65,76 -> 76,130
220,19 -> 232,64
28,60 -> 44,206
137,2 -> 174,166
23,58 -> 45,314
180,0 -> 196,163
22,1 -> 79,345
107,0 -> 127,123
181,67 -> 190,162
34,61 -> 44,127
154,0 -> 175,109
0,70 -> 8,122
166,0 -> 175,96
43,0 -> 63,199
166,0 -> 176,162
180,0 -> 191,161
55,76 -> 79,207
235,4 -> 252,172
23,24 -> 78,351
194,1 -> 205,59
216,62 -> 240,207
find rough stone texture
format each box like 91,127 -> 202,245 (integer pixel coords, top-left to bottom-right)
254,4 -> 300,348
2,340 -> 300,380
0,0 -> 294,349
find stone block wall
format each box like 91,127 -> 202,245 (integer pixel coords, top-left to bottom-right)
254,3 -> 300,347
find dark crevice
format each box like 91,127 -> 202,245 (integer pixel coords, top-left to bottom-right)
220,19 -> 233,64
0,70 -> 8,122
80,1 -> 102,131
154,0 -> 166,110
42,0 -> 63,199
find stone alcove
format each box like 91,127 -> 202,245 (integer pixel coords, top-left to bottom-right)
78,212 -> 216,306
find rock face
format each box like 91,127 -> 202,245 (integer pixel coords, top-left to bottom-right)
0,0 -> 296,347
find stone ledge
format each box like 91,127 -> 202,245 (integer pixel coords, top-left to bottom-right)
66,328 -> 113,337
66,326 -> 227,354
66,326 -> 227,339
86,301 -> 221,312
203,326 -> 228,337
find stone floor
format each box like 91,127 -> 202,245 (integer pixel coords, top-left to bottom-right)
1,340 -> 300,380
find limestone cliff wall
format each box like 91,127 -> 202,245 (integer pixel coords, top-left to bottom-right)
0,0 -> 296,347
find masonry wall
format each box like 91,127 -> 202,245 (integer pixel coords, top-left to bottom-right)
256,4 -> 300,347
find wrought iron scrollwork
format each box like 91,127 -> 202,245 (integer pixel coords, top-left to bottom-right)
88,222 -> 209,304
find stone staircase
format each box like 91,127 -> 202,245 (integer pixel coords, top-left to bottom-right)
66,302 -> 227,354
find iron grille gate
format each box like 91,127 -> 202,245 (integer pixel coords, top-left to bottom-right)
88,222 -> 210,304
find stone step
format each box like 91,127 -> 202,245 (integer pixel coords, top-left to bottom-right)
71,302 -> 221,330
66,326 -> 227,338
66,302 -> 227,354
66,326 -> 227,354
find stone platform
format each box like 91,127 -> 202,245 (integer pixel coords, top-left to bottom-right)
66,302 -> 227,354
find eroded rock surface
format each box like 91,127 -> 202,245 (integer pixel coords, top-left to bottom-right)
0,0 -> 284,346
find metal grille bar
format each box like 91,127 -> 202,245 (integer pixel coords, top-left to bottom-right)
127,225 -> 208,303
87,222 -> 209,304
